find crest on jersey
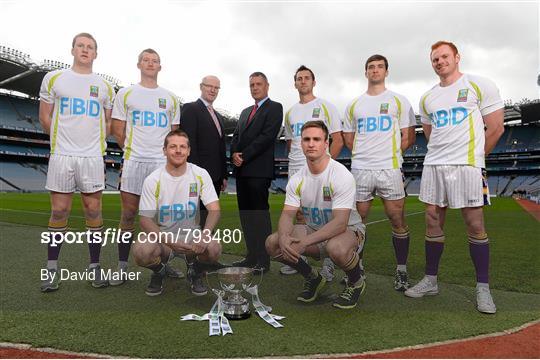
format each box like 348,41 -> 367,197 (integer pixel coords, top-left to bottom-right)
89,86 -> 99,97
380,103 -> 389,114
189,183 -> 198,197
312,108 -> 321,118
323,186 -> 332,201
457,89 -> 469,102
159,98 -> 167,109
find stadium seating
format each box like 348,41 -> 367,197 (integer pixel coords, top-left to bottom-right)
0,162 -> 46,191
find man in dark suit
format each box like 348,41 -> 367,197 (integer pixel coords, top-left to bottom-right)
231,72 -> 283,273
180,75 -> 227,227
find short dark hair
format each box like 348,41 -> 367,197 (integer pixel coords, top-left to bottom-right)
72,32 -> 98,50
294,65 -> 315,81
249,71 -> 268,82
163,129 -> 190,148
301,120 -> 329,140
138,48 -> 161,63
365,54 -> 388,71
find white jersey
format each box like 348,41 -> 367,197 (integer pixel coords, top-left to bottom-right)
419,74 -> 503,168
112,84 -> 180,162
139,163 -> 218,233
39,69 -> 114,157
285,158 -> 363,231
343,90 -> 416,170
284,98 -> 342,168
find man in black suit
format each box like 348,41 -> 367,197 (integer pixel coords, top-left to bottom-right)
180,75 -> 227,227
231,72 -> 283,273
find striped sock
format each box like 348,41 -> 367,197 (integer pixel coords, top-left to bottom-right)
47,220 -> 67,270
425,234 -> 445,276
468,233 -> 490,284
118,223 -> 135,263
392,227 -> 410,269
86,219 -> 104,265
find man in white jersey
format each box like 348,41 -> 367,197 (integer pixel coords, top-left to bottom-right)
266,121 -> 366,309
133,129 -> 222,296
405,41 -> 504,314
110,49 -> 181,286
39,33 -> 114,292
343,54 -> 416,291
281,65 -> 344,280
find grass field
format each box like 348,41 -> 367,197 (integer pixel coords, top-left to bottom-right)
0,193 -> 539,357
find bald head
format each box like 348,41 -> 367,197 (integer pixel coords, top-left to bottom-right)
200,75 -> 221,104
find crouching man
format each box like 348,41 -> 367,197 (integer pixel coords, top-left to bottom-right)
266,121 -> 366,309
133,129 -> 222,296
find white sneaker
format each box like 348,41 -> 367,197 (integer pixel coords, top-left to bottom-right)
320,258 -> 335,282
404,276 -> 439,298
279,255 -> 307,275
476,286 -> 496,314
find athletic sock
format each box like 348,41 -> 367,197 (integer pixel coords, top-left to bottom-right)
425,234 -> 445,276
86,219 -> 104,265
283,257 -> 314,278
118,223 -> 134,263
343,251 -> 362,285
468,233 -> 490,284
392,227 -> 410,269
47,220 -> 67,269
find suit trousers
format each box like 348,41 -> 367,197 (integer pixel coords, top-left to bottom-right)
236,177 -> 272,265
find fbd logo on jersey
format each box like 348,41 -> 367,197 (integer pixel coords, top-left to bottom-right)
323,186 -> 332,201
189,183 -> 198,197
380,103 -> 389,114
312,108 -> 321,118
89,86 -> 99,98
159,98 -> 166,109
457,89 -> 469,102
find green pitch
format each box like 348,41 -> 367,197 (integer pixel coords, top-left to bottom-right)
0,193 -> 539,357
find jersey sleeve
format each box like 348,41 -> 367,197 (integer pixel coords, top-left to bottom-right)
111,88 -> 127,121
139,175 -> 158,219
198,168 -> 218,205
398,96 -> 417,129
330,171 -> 356,210
323,101 -> 342,134
470,75 -> 504,116
39,71 -> 56,104
169,93 -> 181,125
284,175 -> 301,208
419,93 -> 431,125
283,108 -> 293,140
342,99 -> 356,133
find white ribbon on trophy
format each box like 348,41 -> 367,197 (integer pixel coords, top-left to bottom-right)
245,285 -> 285,328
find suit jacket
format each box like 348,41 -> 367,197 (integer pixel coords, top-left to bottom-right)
180,99 -> 227,182
230,98 -> 283,179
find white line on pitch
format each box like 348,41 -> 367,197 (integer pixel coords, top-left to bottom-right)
0,208 -> 119,222
366,210 -> 424,225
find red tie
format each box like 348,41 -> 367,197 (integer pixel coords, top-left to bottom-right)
207,105 -> 222,137
247,103 -> 258,125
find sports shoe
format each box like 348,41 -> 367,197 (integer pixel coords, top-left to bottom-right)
145,267 -> 166,296
40,268 -> 60,292
165,263 -> 184,278
333,279 -> 366,309
394,270 -> 410,291
280,264 -> 298,275
297,272 -> 326,303
187,266 -> 207,296
476,286 -> 496,314
404,276 -> 439,298
109,265 -> 128,286
320,258 -> 335,282
280,255 -> 307,275
88,265 -> 109,288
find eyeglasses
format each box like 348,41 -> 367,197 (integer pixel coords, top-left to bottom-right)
201,83 -> 221,91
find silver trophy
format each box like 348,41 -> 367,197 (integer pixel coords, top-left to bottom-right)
211,267 -> 257,320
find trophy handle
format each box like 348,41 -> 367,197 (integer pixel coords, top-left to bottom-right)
205,271 -> 222,298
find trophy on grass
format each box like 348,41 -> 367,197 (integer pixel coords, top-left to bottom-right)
208,266 -> 260,320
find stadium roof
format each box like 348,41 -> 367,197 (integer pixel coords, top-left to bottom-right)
0,45 -> 119,99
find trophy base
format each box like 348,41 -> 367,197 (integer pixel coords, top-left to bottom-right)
224,309 -> 251,320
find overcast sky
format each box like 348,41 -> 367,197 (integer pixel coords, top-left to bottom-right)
1,0 -> 538,117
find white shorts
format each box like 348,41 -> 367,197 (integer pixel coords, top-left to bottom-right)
419,165 -> 489,209
119,159 -> 165,195
301,224 -> 365,259
351,168 -> 405,202
46,154 -> 104,193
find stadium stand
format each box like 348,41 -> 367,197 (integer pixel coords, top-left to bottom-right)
1,45 -> 539,196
